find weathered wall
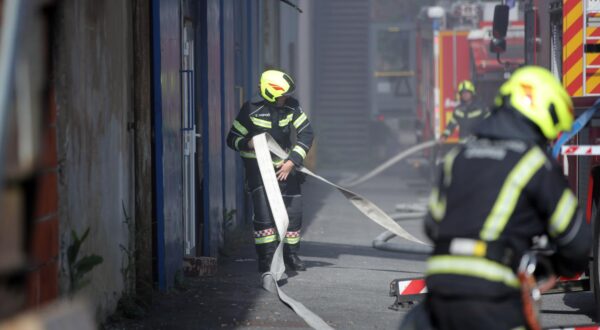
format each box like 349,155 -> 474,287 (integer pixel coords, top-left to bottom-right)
54,0 -> 134,318
132,0 -> 153,301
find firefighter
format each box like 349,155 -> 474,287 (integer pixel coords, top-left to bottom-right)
226,70 -> 314,273
441,80 -> 488,140
417,66 -> 591,329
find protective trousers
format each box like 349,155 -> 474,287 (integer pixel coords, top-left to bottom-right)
251,172 -> 302,273
427,294 -> 526,330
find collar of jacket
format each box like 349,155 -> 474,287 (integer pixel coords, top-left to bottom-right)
457,100 -> 483,111
251,95 -> 298,110
473,106 -> 547,146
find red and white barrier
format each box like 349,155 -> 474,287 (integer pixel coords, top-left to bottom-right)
561,145 -> 600,175
561,145 -> 600,156
396,278 -> 427,295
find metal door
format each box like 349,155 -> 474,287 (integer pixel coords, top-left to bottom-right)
181,20 -> 197,256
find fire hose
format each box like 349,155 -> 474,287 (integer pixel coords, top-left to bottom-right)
253,134 -> 435,329
341,140 -> 439,188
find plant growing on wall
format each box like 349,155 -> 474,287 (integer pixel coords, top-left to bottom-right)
223,208 -> 237,230
67,227 -> 103,294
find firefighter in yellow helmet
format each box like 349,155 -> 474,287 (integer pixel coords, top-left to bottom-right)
226,70 -> 314,273
441,80 -> 489,140
401,66 -> 591,329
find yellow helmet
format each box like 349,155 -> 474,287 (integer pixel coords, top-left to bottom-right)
495,66 -> 573,140
457,80 -> 476,95
259,70 -> 295,103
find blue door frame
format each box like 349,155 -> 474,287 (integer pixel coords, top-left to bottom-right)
150,0 -> 166,290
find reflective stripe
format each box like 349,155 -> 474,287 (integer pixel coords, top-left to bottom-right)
549,189 -> 578,237
455,110 -> 465,117
428,187 -> 446,222
240,150 -> 283,166
255,235 -> 278,244
293,113 -> 308,128
255,228 -> 277,237
467,110 -> 483,118
443,147 -> 460,187
251,116 -> 272,128
428,148 -> 457,221
293,145 -> 307,159
240,151 -> 256,159
233,120 -> 248,135
449,238 -> 487,257
234,137 -> 243,150
427,255 -> 520,288
283,237 -> 301,244
480,147 -> 546,241
279,113 -> 294,126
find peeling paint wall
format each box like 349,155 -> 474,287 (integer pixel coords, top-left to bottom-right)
54,0 -> 134,319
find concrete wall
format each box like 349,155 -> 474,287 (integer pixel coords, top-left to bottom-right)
54,0 -> 134,318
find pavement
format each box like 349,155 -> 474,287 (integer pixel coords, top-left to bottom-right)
104,166 -> 598,329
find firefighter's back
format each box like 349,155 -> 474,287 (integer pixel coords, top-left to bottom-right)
427,138 -> 550,299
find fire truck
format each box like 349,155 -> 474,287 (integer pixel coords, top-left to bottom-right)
415,2 -> 525,145
390,1 -> 600,322
541,0 -> 600,317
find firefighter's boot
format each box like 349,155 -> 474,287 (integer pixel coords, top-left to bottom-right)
284,243 -> 306,271
256,240 -> 277,273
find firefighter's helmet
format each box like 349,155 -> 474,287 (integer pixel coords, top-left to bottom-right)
259,70 -> 295,103
457,80 -> 476,95
495,66 -> 573,140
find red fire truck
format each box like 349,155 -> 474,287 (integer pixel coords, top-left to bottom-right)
416,2 -> 525,144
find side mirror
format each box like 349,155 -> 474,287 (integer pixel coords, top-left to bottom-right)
492,5 -> 509,39
490,4 -> 509,54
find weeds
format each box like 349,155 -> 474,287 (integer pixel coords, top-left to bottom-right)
67,227 -> 104,294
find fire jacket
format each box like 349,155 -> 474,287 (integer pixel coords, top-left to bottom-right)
226,96 -> 314,189
442,101 -> 488,139
425,107 -> 591,298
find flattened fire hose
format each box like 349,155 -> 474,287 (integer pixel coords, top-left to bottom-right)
343,140 -> 439,187
254,133 -> 332,330
253,133 -> 431,329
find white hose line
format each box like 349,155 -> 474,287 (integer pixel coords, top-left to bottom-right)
254,134 -> 431,329
342,140 -> 439,187
254,134 -> 333,330
264,134 -> 428,246
372,230 -> 432,254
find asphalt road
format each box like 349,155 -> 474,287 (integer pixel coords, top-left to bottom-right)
107,168 -> 598,329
